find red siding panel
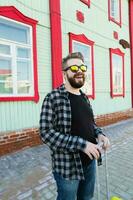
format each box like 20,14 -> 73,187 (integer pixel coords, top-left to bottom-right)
49,0 -> 63,88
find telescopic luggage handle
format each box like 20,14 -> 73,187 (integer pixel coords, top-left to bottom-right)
96,143 -> 122,200
96,143 -> 110,200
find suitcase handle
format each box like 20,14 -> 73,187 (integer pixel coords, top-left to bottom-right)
97,142 -> 104,166
96,143 -> 110,200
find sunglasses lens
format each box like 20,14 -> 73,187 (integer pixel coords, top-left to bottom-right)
70,65 -> 79,72
66,65 -> 87,73
80,65 -> 87,72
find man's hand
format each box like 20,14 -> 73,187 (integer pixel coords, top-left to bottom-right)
83,141 -> 100,160
98,134 -> 110,150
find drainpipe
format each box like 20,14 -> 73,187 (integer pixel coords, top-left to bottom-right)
49,0 -> 63,88
129,0 -> 133,107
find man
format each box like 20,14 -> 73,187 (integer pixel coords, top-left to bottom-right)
39,52 -> 110,200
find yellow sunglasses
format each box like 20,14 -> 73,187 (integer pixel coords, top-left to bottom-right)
65,65 -> 87,73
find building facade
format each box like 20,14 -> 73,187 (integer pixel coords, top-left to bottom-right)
0,0 -> 133,155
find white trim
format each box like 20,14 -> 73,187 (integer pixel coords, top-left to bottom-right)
0,16 -> 32,45
0,17 -> 34,97
112,53 -> 123,94
0,15 -> 32,32
72,40 -> 93,96
110,0 -> 120,22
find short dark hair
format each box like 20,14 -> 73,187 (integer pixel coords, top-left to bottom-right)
62,52 -> 84,71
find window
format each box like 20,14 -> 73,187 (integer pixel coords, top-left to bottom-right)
110,48 -> 125,97
108,0 -> 121,26
0,6 -> 39,102
69,33 -> 95,99
80,0 -> 90,7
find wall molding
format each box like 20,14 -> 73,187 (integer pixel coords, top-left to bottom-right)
0,109 -> 133,156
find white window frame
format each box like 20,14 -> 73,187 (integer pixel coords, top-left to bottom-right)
69,33 -> 95,99
72,40 -> 93,96
110,48 -> 125,97
0,16 -> 34,97
108,0 -> 121,26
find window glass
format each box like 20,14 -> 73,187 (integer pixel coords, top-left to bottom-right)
17,48 -> 30,58
17,60 -> 31,81
17,60 -> 31,94
111,0 -> 119,20
0,44 -> 10,54
112,54 -> 123,94
0,57 -> 12,81
0,18 -> 30,44
110,48 -> 124,97
0,18 -> 33,96
73,41 -> 92,95
111,0 -> 115,17
0,7 -> 38,102
109,0 -> 121,25
0,82 -> 13,94
0,57 -> 13,94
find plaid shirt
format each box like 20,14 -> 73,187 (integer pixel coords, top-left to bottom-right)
39,84 -> 103,180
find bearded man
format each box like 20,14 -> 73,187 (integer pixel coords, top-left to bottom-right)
40,52 -> 110,200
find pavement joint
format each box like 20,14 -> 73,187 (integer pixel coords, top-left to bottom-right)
0,118 -> 133,200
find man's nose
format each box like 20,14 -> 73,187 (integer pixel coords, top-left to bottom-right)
77,67 -> 83,72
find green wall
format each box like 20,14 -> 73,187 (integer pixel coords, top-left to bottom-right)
0,0 -> 132,133
0,0 -> 52,133
61,0 -> 131,115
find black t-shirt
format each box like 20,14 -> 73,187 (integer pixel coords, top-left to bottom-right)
69,92 -> 97,166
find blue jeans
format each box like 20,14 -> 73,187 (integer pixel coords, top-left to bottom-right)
53,160 -> 96,200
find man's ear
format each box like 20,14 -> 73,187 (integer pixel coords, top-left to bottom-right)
63,72 -> 66,83
63,71 -> 67,82
63,71 -> 66,77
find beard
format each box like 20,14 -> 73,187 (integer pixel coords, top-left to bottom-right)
66,72 -> 85,88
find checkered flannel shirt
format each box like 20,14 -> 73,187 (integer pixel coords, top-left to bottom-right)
39,84 -> 103,180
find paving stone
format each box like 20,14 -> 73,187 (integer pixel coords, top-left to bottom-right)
17,190 -> 32,200
0,118 -> 133,199
35,182 -> 49,191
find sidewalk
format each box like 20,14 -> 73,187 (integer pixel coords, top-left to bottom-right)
0,118 -> 133,200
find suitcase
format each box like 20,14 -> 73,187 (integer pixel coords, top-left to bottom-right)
96,144 -> 122,200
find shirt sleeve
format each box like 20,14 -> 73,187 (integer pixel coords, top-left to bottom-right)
39,94 -> 87,152
93,123 -> 104,137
